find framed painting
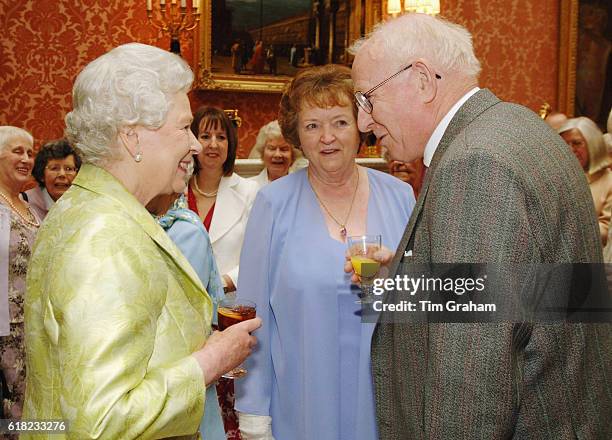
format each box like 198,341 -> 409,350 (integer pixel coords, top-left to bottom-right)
194,0 -> 380,92
557,0 -> 578,116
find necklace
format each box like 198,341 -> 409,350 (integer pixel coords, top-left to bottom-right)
309,167 -> 360,239
0,191 -> 40,228
192,177 -> 218,198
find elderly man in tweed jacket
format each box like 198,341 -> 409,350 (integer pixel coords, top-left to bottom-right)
351,13 -> 611,440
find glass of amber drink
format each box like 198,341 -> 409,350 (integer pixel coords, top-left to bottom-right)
348,235 -> 382,304
217,297 -> 257,379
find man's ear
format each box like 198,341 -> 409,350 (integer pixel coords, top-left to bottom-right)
412,60 -> 438,103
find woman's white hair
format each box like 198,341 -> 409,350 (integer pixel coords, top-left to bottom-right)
65,43 -> 193,166
350,13 -> 481,79
249,120 -> 283,158
559,116 -> 610,175
248,120 -> 302,163
0,126 -> 33,152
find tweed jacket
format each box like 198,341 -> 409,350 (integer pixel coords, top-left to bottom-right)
22,165 -> 212,439
372,89 -> 611,439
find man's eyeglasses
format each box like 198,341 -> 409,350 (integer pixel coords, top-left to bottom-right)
45,165 -> 78,176
354,64 -> 442,114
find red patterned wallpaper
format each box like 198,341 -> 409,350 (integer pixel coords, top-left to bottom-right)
0,0 -> 560,156
442,0 -> 559,113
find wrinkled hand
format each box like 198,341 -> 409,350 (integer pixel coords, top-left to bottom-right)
193,317 -> 262,386
344,246 -> 394,285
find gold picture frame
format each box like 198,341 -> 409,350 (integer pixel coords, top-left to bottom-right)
557,0 -> 578,117
194,0 -> 379,92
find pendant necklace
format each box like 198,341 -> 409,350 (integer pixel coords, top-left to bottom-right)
309,167 -> 360,239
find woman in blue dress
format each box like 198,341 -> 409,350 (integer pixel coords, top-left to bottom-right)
235,65 -> 415,440
148,180 -> 226,440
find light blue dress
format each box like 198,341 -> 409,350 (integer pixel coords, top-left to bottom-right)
235,168 -> 414,440
156,196 -> 226,440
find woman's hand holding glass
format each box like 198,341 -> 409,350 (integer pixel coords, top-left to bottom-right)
217,298 -> 256,378
193,316 -> 261,386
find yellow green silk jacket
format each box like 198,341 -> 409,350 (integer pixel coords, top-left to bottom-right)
23,165 -> 213,439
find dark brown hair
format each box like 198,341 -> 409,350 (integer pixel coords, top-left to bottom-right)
32,139 -> 81,187
190,106 -> 238,176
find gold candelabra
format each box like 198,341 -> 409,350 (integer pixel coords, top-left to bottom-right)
146,0 -> 201,54
224,109 -> 242,128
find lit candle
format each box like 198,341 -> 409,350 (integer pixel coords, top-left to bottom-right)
147,0 -> 152,10
160,0 -> 166,5
181,0 -> 186,6
192,0 -> 197,7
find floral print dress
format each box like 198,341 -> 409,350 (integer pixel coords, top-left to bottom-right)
0,207 -> 38,423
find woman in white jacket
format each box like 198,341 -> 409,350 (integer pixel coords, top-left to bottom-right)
187,106 -> 258,439
188,106 -> 258,294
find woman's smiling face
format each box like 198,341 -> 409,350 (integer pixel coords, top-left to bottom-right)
197,120 -> 229,172
297,104 -> 360,177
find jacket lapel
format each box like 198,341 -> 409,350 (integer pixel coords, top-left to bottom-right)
73,165 -> 206,294
390,89 -> 501,274
209,174 -> 245,244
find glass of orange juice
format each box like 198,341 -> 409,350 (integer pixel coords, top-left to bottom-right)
347,235 -> 382,304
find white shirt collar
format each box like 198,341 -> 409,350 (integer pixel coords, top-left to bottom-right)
423,87 -> 480,167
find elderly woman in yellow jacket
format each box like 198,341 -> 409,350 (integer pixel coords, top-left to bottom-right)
559,116 -> 612,245
22,43 -> 260,439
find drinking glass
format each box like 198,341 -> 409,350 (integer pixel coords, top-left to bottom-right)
347,235 -> 382,304
217,297 -> 257,379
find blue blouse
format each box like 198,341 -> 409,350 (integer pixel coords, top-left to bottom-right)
157,195 -> 225,314
235,168 -> 414,440
156,196 -> 225,440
